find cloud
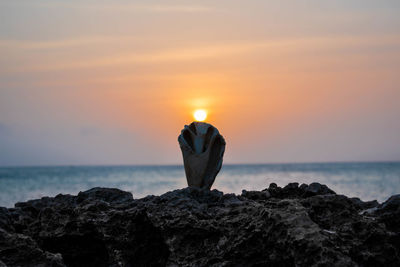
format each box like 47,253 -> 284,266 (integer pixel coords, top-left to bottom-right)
3,35 -> 400,73
140,4 -> 212,13
0,36 -> 134,50
1,1 -> 213,13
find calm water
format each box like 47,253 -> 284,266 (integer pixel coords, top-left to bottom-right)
0,162 -> 399,208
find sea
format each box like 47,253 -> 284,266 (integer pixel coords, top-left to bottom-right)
0,162 -> 399,208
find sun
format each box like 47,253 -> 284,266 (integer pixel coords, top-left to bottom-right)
193,109 -> 207,121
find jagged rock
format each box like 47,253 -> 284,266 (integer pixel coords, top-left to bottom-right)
76,187 -> 133,203
0,184 -> 399,266
266,182 -> 336,199
374,194 -> 400,232
304,182 -> 336,196
241,189 -> 271,200
0,228 -> 64,266
350,197 -> 379,210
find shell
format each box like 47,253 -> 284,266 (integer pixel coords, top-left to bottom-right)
178,122 -> 226,189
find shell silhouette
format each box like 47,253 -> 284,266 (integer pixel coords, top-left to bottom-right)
178,122 -> 226,190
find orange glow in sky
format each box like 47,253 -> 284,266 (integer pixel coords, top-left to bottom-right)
0,0 -> 400,165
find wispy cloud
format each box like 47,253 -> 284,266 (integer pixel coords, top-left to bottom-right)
3,35 -> 400,73
138,4 -> 212,13
2,41 -> 279,72
0,36 -> 133,50
1,1 -> 213,13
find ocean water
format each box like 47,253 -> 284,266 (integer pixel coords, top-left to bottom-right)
0,162 -> 399,208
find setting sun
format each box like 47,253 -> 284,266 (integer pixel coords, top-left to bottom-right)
193,109 -> 207,121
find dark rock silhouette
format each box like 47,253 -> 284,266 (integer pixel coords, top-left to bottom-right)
0,183 -> 399,266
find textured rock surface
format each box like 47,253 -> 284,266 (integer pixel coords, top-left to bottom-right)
0,184 -> 399,266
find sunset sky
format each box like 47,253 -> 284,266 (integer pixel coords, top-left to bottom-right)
1,0 -> 400,166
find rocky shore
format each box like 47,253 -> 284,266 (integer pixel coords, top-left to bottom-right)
0,182 -> 399,266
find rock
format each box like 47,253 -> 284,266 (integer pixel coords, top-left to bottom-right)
241,189 -> 271,200
267,182 -> 336,199
350,197 -> 379,210
178,122 -> 226,189
378,194 -> 400,212
0,207 -> 13,232
0,183 -> 399,266
0,228 -> 65,266
284,182 -> 299,190
304,182 -> 336,197
77,187 -> 133,203
268,182 -> 278,189
373,194 -> 400,232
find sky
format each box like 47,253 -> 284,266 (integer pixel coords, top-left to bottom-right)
0,0 -> 400,166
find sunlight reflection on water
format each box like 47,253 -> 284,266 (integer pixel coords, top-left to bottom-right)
0,162 -> 399,207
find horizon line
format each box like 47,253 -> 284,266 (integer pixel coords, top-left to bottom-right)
1,160 -> 400,169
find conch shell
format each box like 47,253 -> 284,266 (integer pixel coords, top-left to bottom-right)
178,122 -> 226,190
